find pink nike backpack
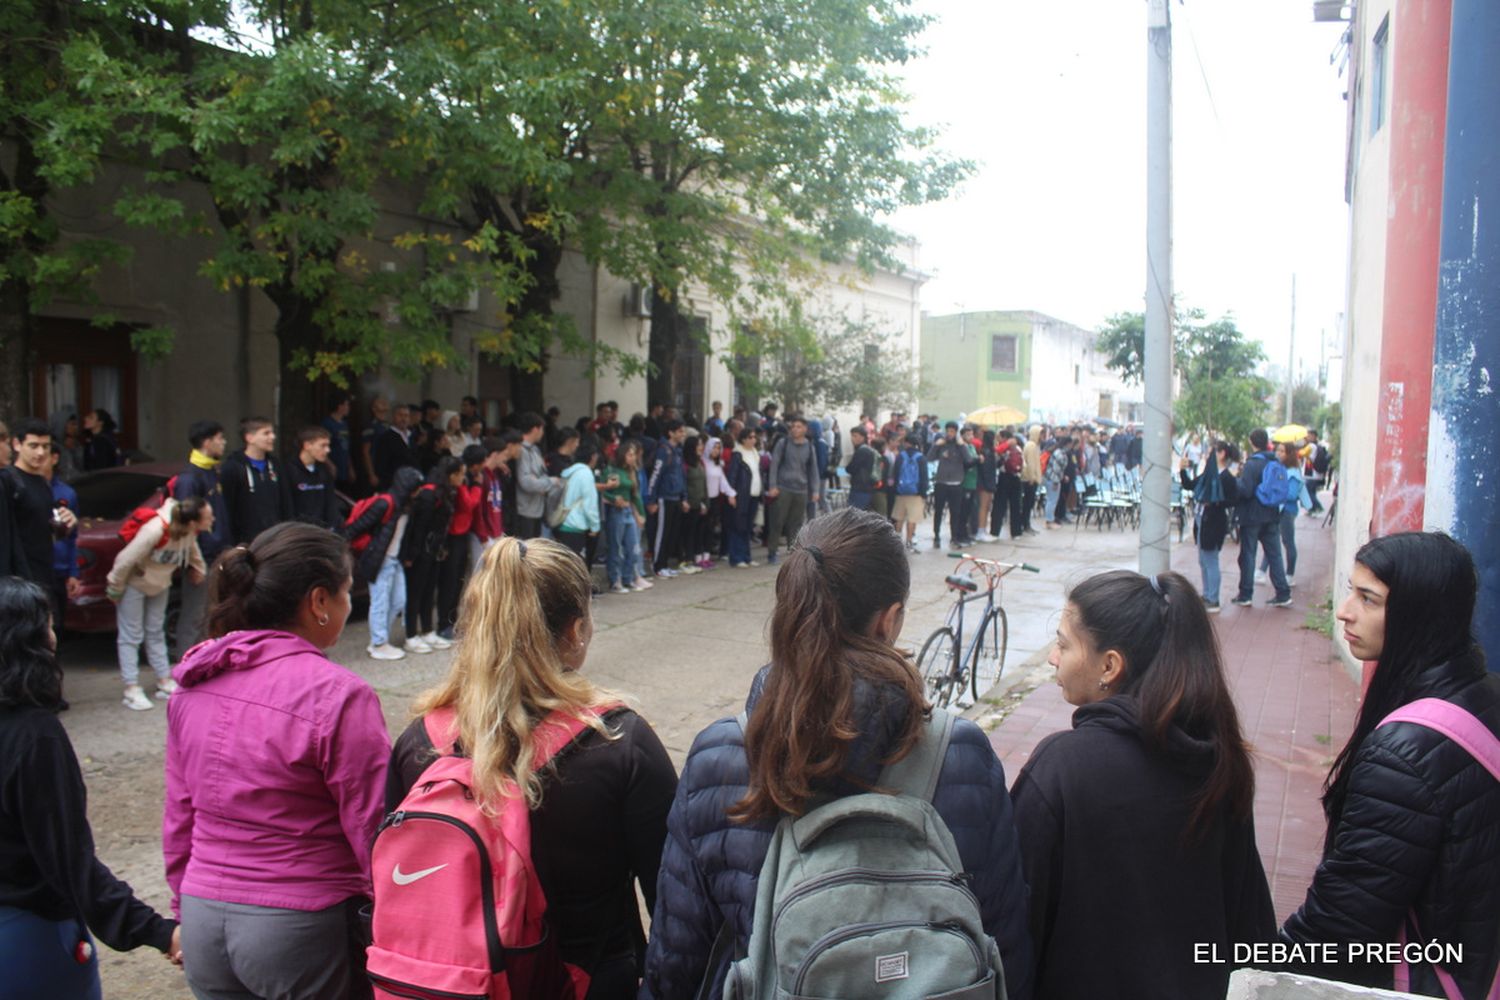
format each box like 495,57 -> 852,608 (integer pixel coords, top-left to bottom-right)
1378,698 -> 1500,1000
366,704 -> 618,1000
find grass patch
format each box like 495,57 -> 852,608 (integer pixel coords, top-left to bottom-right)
1313,733 -> 1331,746
1303,589 -> 1335,638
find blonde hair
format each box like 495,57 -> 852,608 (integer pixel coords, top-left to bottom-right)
412,536 -> 618,811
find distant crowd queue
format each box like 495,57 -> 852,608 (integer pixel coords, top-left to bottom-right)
1,468 -> 1498,1000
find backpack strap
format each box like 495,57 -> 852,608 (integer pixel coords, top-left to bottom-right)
878,707 -> 956,803
1378,698 -> 1500,782
1379,699 -> 1500,1000
423,701 -> 626,763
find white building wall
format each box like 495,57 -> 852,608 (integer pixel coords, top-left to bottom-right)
1028,313 -> 1142,425
1332,0 -> 1393,683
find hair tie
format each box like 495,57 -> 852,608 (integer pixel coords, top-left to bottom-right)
1148,573 -> 1165,598
803,545 -> 825,567
517,540 -> 528,559
236,544 -> 255,569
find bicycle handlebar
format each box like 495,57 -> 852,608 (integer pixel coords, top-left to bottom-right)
947,552 -> 1041,574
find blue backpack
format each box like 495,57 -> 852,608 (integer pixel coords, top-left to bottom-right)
896,451 -> 922,495
1255,458 -> 1291,508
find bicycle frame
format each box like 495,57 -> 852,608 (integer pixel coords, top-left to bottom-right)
928,554 -> 1039,702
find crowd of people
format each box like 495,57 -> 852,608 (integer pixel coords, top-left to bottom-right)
0,495 -> 1495,999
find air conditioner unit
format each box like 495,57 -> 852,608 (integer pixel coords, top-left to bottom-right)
624,283 -> 652,318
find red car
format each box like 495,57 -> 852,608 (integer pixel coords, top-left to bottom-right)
66,463 -> 181,633
65,463 -> 359,635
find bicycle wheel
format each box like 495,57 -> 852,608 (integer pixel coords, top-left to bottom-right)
917,627 -> 959,708
971,606 -> 1009,704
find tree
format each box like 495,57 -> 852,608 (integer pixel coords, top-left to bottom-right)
1277,375 -> 1323,428
570,0 -> 970,405
732,309 -> 923,416
1097,307 -> 1271,444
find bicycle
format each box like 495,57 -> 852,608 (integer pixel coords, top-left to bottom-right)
916,553 -> 1039,709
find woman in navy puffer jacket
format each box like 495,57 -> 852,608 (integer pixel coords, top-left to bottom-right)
640,507 -> 1033,1000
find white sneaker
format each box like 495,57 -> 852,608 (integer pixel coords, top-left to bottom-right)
405,635 -> 433,654
122,686 -> 153,711
975,531 -> 994,543
609,583 -> 630,594
154,678 -> 179,701
1256,571 -> 1269,585
657,567 -> 680,578
424,632 -> 454,650
677,564 -> 702,575
631,577 -> 653,590
745,560 -> 761,567
1287,575 -> 1296,588
367,643 -> 407,660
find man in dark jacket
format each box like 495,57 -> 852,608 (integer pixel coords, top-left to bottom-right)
219,417 -> 289,545
172,420 -> 232,653
926,421 -> 968,551
1232,428 -> 1292,608
372,404 -> 417,489
0,419 -> 77,599
283,426 -> 339,529
844,426 -> 879,510
640,666 -> 1034,1000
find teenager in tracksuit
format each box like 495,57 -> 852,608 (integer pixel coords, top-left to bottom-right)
219,417 -> 289,545
172,420 -> 231,653
283,426 -> 339,530
926,421 -> 969,550
646,420 -> 688,577
401,458 -> 460,653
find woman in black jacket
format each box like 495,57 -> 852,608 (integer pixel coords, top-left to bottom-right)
1011,569 -> 1274,999
640,507 -> 1034,1000
1281,532 -> 1500,997
0,578 -> 180,997
385,537 -> 676,999
1181,440 -> 1239,612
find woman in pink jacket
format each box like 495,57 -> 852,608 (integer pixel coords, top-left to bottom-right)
164,522 -> 391,999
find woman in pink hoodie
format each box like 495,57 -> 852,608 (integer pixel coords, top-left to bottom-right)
164,522 -> 391,999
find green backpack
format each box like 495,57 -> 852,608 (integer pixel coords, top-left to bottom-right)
722,707 -> 1006,1000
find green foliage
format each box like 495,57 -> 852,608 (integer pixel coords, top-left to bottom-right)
1098,307 -> 1271,445
732,309 -> 923,415
1281,375 -> 1323,428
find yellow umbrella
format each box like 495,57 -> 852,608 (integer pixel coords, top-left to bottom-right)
1272,423 -> 1309,443
967,404 -> 1028,426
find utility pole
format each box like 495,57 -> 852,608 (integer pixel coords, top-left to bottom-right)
1285,274 -> 1297,423
1140,0 -> 1173,576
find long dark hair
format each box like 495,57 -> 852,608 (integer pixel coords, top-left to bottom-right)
0,577 -> 62,709
731,507 -> 926,821
206,522 -> 351,637
1067,570 -> 1254,838
1322,532 -> 1483,849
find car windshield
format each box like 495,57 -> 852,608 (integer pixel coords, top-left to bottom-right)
71,471 -> 169,520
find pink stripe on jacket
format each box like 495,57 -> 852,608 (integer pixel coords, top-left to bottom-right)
164,630 -> 390,917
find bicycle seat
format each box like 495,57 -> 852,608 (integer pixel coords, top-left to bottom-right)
944,574 -> 979,592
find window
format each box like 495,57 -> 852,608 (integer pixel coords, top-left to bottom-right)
1074,364 -> 1081,385
989,335 -> 1017,373
671,315 -> 709,417
1370,16 -> 1389,136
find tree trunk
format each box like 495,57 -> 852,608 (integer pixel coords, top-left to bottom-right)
272,295 -> 322,441
0,280 -> 32,423
648,288 -> 680,409
502,230 -> 564,417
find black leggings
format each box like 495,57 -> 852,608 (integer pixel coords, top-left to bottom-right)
437,538 -> 470,633
404,555 -> 439,637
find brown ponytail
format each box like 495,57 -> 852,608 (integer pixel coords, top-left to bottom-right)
731,507 -> 926,821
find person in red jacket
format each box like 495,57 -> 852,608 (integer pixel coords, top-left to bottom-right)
437,446 -> 485,641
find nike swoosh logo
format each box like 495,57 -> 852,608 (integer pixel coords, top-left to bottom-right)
392,863 -> 448,886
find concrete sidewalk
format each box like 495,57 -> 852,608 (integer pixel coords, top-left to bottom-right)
982,508 -> 1359,921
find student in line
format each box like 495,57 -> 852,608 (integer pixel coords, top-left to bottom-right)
0,577 -> 182,997
385,537 -> 677,999
1280,532 -> 1500,996
1011,569 -> 1274,999
165,522 -> 390,998
1180,440 -> 1239,613
640,507 -> 1033,999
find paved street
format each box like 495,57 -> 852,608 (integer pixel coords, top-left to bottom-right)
60,507 -> 1350,996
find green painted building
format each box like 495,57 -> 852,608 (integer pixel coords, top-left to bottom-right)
918,311 -> 1032,422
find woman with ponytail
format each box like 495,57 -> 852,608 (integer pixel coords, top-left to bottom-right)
165,522 -> 391,999
1281,532 -> 1500,997
386,536 -> 676,999
640,507 -> 1033,1000
1010,569 -> 1273,999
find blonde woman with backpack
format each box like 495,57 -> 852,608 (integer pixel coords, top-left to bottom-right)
378,537 -> 677,999
640,508 -> 1032,1000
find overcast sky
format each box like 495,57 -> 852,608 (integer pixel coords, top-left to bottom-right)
891,0 -> 1353,385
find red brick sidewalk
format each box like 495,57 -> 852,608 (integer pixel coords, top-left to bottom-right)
988,513 -> 1359,920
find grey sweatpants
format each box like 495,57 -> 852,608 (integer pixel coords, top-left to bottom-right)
181,895 -> 359,1000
